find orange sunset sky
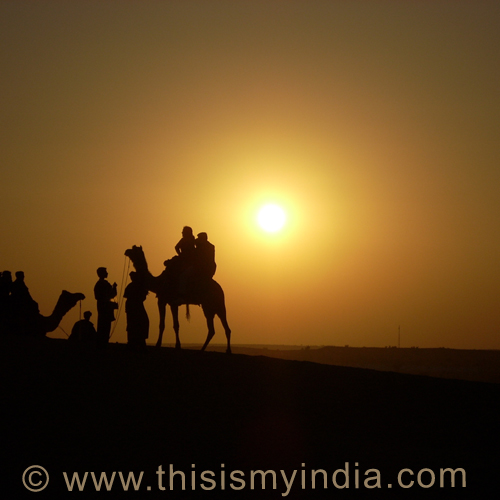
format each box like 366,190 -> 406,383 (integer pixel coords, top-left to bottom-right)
1,2 -> 499,349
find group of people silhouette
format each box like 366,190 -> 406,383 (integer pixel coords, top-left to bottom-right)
0,271 -> 40,335
1,227 -> 217,350
174,227 -> 216,298
76,226 -> 216,349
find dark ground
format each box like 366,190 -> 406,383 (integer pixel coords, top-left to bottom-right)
2,335 -> 499,499
192,344 -> 500,383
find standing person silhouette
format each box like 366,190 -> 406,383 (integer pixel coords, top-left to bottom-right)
10,271 -> 39,335
11,271 -> 39,314
124,271 -> 149,349
0,271 -> 13,334
94,267 -> 117,347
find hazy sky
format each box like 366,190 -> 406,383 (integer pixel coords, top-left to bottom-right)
2,1 -> 499,348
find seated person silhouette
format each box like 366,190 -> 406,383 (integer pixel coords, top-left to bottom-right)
69,311 -> 97,343
195,232 -> 217,280
175,226 -> 196,265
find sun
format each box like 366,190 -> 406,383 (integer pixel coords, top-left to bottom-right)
257,204 -> 287,233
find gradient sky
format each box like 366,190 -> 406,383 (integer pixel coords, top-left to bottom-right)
1,1 -> 499,348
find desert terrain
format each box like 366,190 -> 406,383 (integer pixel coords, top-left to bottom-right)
185,344 -> 500,384
2,335 -> 499,498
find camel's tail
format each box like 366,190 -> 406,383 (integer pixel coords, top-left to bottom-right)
186,304 -> 190,321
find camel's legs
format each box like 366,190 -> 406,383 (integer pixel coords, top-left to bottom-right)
170,304 -> 181,349
201,314 -> 216,351
218,312 -> 232,354
157,300 -> 167,348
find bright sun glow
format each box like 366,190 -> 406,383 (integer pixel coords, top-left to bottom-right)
257,204 -> 287,232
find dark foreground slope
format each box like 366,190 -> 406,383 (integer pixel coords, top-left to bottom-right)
2,336 -> 499,499
214,345 -> 500,383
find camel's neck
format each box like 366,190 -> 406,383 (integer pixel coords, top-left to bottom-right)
43,291 -> 85,333
132,257 -> 149,275
130,256 -> 162,294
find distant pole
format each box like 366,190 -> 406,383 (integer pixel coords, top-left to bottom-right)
398,325 -> 401,348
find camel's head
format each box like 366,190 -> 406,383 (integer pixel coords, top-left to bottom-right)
125,245 -> 147,271
55,291 -> 86,316
125,245 -> 142,259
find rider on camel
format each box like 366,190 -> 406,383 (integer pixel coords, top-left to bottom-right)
175,226 -> 196,267
195,232 -> 216,280
175,226 -> 196,300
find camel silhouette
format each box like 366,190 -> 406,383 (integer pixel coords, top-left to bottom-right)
124,245 -> 231,353
3,290 -> 85,336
